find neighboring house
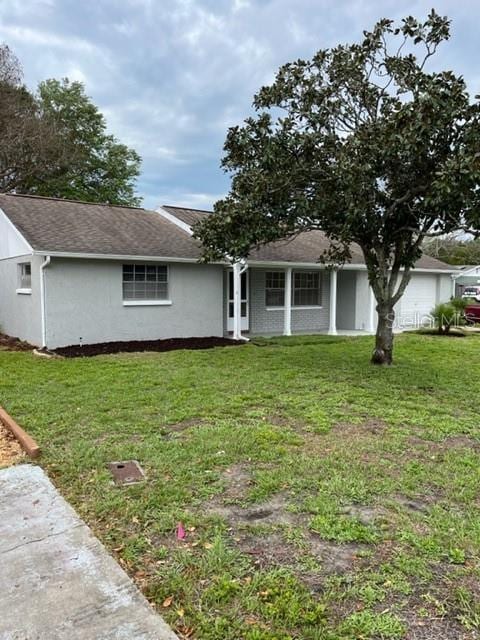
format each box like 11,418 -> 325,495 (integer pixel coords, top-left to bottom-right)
452,265 -> 480,297
0,193 -> 455,349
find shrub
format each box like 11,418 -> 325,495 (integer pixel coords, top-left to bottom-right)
431,299 -> 466,334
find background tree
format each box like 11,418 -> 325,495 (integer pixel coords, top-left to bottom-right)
0,44 -> 67,193
0,45 -> 142,206
424,234 -> 480,265
31,79 -> 141,206
195,11 -> 480,364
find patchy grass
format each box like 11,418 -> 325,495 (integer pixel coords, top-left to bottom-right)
0,333 -> 479,639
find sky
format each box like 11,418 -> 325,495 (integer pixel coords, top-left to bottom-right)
0,0 -> 479,210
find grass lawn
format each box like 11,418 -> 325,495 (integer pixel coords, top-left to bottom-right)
1,334 -> 479,639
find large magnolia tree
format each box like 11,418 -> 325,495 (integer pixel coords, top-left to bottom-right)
195,11 -> 480,364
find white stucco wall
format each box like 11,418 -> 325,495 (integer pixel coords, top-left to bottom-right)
0,208 -> 32,259
0,255 -> 43,345
44,258 -> 224,348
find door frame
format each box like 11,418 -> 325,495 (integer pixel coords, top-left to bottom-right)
226,268 -> 249,332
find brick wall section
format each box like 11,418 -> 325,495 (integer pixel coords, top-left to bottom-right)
249,267 -> 330,335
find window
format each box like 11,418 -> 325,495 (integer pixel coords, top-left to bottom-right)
18,263 -> 31,290
265,271 -> 285,307
293,271 -> 321,306
122,264 -> 168,301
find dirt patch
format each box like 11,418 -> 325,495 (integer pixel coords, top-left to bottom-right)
160,418 -> 207,440
232,522 -> 362,579
332,418 -> 389,436
0,333 -> 33,352
208,492 -> 298,526
220,464 -> 252,502
53,336 -> 243,358
408,433 -> 480,454
237,531 -> 299,569
229,519 -> 362,580
340,504 -> 387,525
306,536 -> 362,576
206,485 -> 362,582
401,613 -> 476,640
266,414 -> 309,432
394,494 -> 436,514
0,422 -> 25,466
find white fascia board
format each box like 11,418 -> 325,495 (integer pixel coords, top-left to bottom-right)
156,207 -> 193,235
410,267 -> 458,274
247,260 -> 456,274
28,251 -> 456,274
0,207 -> 33,258
32,251 -> 201,263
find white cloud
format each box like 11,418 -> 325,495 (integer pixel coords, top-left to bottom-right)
1,0 -> 478,206
232,0 -> 251,13
0,25 -> 97,54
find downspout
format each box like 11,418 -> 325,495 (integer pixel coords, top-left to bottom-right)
40,255 -> 51,349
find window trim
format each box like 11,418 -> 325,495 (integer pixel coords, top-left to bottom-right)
292,270 -> 322,308
265,269 -> 323,309
122,263 -> 170,303
123,299 -> 172,307
17,262 -> 32,294
265,271 -> 286,308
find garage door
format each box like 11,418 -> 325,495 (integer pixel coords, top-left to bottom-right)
398,274 -> 437,328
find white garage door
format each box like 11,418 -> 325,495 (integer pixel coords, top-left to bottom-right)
398,274 -> 437,329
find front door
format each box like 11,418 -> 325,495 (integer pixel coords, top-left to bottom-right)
227,269 -> 249,332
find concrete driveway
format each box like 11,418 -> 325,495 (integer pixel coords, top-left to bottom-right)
0,464 -> 178,640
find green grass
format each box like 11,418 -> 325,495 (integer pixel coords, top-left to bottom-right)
1,333 -> 479,639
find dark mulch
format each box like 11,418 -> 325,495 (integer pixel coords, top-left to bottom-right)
0,333 -> 34,352
53,336 -> 243,358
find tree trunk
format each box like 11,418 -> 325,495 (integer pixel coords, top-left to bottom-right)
371,303 -> 395,365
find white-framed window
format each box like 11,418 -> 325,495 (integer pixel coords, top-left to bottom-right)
293,271 -> 321,306
18,262 -> 31,290
122,264 -> 168,301
265,270 -> 322,308
265,271 -> 285,307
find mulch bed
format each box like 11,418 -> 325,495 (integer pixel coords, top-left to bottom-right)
53,336 -> 243,358
0,423 -> 25,467
0,333 -> 33,352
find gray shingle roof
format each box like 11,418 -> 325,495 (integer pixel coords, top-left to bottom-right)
0,194 -> 202,259
161,205 -> 210,227
0,194 -> 453,271
161,206 -> 452,270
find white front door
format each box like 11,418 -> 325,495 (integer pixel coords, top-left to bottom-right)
227,269 -> 249,332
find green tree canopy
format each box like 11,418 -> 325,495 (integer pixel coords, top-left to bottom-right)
31,79 -> 142,206
0,44 -> 142,206
195,10 -> 480,364
0,44 -> 68,194
424,235 -> 480,265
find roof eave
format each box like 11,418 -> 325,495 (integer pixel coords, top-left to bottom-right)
32,250 -> 207,263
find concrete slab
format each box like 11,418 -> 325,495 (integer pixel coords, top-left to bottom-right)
0,464 -> 178,640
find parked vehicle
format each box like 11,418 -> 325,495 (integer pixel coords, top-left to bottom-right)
462,286 -> 480,302
465,303 -> 480,324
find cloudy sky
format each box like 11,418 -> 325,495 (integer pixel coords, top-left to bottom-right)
0,0 -> 478,209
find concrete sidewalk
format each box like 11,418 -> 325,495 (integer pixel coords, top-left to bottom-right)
0,464 -> 178,640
